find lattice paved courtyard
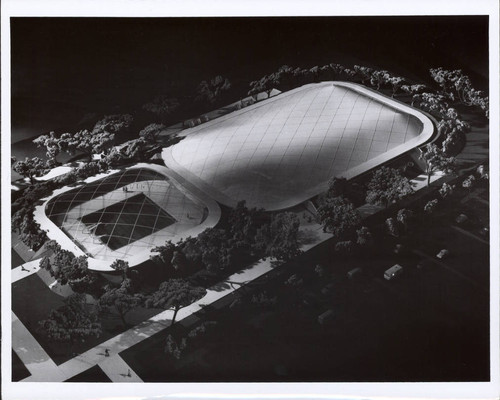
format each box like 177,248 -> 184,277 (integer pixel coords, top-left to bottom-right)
45,168 -> 206,262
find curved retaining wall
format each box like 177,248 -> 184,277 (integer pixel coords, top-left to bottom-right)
34,163 -> 221,272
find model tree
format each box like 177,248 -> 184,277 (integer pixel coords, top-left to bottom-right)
396,208 -> 414,231
110,259 -> 129,280
429,68 -> 488,115
412,92 -> 448,116
144,279 -> 206,326
12,210 -> 48,251
424,199 -> 439,214
139,123 -> 167,143
401,84 -> 426,96
419,144 -> 456,186
248,74 -> 278,99
317,195 -> 361,237
365,167 -> 414,207
33,131 -> 61,161
388,76 -> 405,97
40,241 -> 100,295
325,176 -> 349,198
12,157 -> 49,184
196,75 -> 231,105
439,182 -> 454,198
370,70 -> 391,90
99,279 -> 143,327
151,240 -> 177,268
356,226 -> 373,246
353,65 -> 374,85
437,108 -> 471,155
39,293 -> 101,352
194,228 -> 232,272
385,217 -> 400,237
92,114 -> 133,135
58,129 -> 115,159
272,65 -> 296,91
142,96 -> 180,122
255,212 -> 302,262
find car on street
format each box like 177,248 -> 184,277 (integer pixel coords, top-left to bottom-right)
384,264 -> 403,280
436,249 -> 449,259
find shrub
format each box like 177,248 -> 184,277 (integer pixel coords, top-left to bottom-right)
424,199 -> 439,214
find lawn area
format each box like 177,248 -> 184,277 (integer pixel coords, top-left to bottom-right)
12,350 -> 31,381
65,365 -> 111,382
12,273 -> 163,365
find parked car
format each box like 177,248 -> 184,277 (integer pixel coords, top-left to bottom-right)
479,227 -> 489,237
347,267 -> 363,280
384,264 -> 403,280
436,249 -> 449,259
317,309 -> 336,325
455,213 -> 468,224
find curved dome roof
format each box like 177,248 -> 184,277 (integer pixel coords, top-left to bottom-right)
164,82 -> 434,210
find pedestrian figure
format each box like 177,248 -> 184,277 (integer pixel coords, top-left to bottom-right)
104,349 -> 110,357
127,369 -> 131,377
21,266 -> 28,272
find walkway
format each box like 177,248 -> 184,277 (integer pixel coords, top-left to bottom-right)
99,355 -> 143,382
12,312 -> 65,382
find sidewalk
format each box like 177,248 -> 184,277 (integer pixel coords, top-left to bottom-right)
99,355 -> 143,383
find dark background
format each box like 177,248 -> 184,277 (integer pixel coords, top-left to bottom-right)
11,16 -> 489,142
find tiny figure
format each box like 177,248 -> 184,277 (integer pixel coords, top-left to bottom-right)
127,369 -> 131,377
104,349 -> 110,357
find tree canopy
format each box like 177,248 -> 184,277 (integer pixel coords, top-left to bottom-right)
196,75 -> 231,105
139,123 -> 167,142
92,114 -> 134,135
365,167 -> 414,207
33,131 -> 60,160
142,96 -> 180,121
419,144 -> 456,186
429,68 -> 488,116
98,278 -> 143,327
12,157 -> 50,184
40,241 -> 100,295
110,259 -> 129,279
39,293 -> 101,345
317,195 -> 361,237
248,74 -> 279,99
255,212 -> 302,261
57,129 -> 115,158
144,279 -> 206,326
